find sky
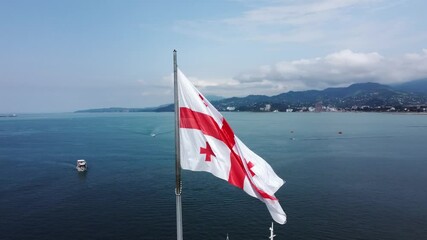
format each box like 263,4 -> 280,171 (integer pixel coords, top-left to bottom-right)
1,0 -> 427,113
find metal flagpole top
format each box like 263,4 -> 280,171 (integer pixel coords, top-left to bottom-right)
269,222 -> 276,240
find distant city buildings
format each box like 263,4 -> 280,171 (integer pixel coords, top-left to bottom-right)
218,103 -> 427,113
315,102 -> 322,112
260,104 -> 272,112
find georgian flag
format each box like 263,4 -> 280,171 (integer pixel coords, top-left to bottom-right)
178,69 -> 287,224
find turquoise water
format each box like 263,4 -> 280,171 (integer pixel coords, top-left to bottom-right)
0,112 -> 426,239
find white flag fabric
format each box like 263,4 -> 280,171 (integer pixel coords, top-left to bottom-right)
177,68 -> 287,224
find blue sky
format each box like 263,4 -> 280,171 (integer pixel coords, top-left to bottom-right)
1,0 -> 426,113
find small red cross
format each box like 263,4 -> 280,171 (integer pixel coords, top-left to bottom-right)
200,141 -> 216,161
199,94 -> 208,107
247,161 -> 256,176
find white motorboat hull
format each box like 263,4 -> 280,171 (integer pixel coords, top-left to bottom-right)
76,166 -> 87,172
76,159 -> 88,172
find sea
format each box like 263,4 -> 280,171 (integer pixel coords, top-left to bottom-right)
0,112 -> 426,240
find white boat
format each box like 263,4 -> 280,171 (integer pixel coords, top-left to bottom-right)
76,159 -> 87,172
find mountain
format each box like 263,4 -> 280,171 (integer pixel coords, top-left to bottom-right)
155,104 -> 174,112
392,79 -> 427,94
212,82 -> 427,112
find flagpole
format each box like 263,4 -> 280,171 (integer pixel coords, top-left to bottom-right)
269,222 -> 276,240
174,49 -> 183,240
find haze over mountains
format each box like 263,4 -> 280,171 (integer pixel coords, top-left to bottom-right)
76,79 -> 427,113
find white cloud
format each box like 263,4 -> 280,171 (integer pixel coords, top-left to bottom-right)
234,49 -> 427,92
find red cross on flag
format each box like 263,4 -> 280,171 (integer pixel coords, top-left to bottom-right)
177,69 -> 287,224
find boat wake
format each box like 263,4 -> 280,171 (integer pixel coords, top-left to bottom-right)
149,130 -> 173,137
120,127 -> 173,137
